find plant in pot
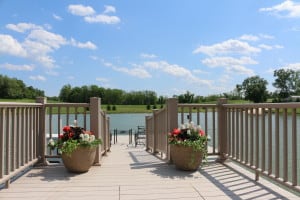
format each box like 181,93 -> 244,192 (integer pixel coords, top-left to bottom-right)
48,122 -> 102,173
168,121 -> 207,171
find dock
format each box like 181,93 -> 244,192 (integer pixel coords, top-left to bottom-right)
0,135 -> 299,200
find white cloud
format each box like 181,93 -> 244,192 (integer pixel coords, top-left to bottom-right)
193,39 -> 261,56
68,4 -> 95,16
6,23 -> 42,33
68,4 -> 121,25
259,34 -> 275,39
70,38 -> 97,50
239,34 -> 259,41
84,14 -> 120,24
283,62 -> 300,70
258,44 -> 284,50
53,14 -> 62,21
260,0 -> 300,18
202,56 -> 258,67
113,66 -> 151,78
101,59 -> 151,78
104,5 -> 116,14
201,56 -> 256,76
29,75 -> 46,81
140,53 -> 157,59
0,34 -> 27,57
143,61 -> 212,86
27,29 -> 67,49
229,65 -> 255,76
1,63 -> 34,71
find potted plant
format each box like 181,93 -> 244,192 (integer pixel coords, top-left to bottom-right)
48,122 -> 102,173
168,121 -> 207,171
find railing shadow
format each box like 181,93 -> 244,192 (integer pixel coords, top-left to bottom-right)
200,161 -> 291,199
128,149 -> 294,199
24,165 -> 78,182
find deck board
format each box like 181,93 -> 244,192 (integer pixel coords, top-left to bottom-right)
0,135 -> 299,200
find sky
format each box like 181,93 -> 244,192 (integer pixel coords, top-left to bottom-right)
1,0 -> 300,97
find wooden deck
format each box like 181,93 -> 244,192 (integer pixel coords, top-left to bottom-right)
0,135 -> 299,200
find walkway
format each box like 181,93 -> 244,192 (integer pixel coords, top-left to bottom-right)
0,135 -> 299,200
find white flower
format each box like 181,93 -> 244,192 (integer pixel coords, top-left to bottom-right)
83,133 -> 89,142
48,138 -> 55,146
187,129 -> 191,135
80,133 -> 84,139
89,135 -> 95,142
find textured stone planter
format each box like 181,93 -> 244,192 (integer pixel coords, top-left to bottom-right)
170,144 -> 203,171
61,146 -> 96,173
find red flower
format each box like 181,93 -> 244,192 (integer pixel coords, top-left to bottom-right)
199,129 -> 205,136
63,126 -> 71,133
58,134 -> 64,139
172,128 -> 181,135
68,132 -> 74,138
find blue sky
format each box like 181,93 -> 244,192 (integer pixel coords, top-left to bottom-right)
1,0 -> 300,97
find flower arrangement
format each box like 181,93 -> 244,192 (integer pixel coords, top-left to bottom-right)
48,121 -> 102,156
168,122 -> 208,158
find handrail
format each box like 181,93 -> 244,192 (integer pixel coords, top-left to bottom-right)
146,98 -> 300,193
0,97 -> 110,188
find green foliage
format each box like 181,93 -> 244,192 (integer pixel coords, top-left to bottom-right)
0,74 -> 44,99
48,126 -> 102,156
273,69 -> 300,100
168,122 -> 208,160
241,76 -> 268,103
146,104 -> 151,110
107,104 -> 111,111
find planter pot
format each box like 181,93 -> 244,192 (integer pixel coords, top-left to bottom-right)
170,144 -> 203,171
61,146 -> 96,173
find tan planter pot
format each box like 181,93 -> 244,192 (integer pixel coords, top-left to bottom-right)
61,146 -> 96,173
170,144 -> 203,171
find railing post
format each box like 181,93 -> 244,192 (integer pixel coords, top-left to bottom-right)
145,116 -> 151,151
35,97 -> 47,166
166,98 -> 178,162
90,97 -> 101,165
152,109 -> 158,154
216,98 -> 228,163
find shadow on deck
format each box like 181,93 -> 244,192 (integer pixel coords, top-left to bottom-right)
0,136 -> 299,200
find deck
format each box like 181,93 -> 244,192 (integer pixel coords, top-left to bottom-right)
0,135 -> 299,200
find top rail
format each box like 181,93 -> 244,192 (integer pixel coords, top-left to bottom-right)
146,98 -> 300,194
0,97 -> 110,188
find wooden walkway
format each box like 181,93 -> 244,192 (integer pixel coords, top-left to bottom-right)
0,135 -> 299,200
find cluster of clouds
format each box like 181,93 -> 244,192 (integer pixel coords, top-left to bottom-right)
193,34 -> 284,77
1,1 -> 300,93
68,4 -> 120,24
0,4 -> 120,81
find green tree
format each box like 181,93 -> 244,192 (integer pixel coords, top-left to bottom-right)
242,76 -> 268,103
178,91 -> 194,103
273,69 -> 300,100
59,84 -> 72,102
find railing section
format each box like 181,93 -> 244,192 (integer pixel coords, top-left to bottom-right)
146,98 -> 300,193
46,97 -> 110,163
224,103 -> 300,193
177,103 -> 218,155
0,102 -> 42,188
145,98 -> 219,158
1,97 -> 110,188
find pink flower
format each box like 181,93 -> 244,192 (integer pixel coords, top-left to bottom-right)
199,129 -> 205,136
172,128 -> 181,136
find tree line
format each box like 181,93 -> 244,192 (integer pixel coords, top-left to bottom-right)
0,75 -> 44,99
1,68 -> 300,104
58,84 -> 160,105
